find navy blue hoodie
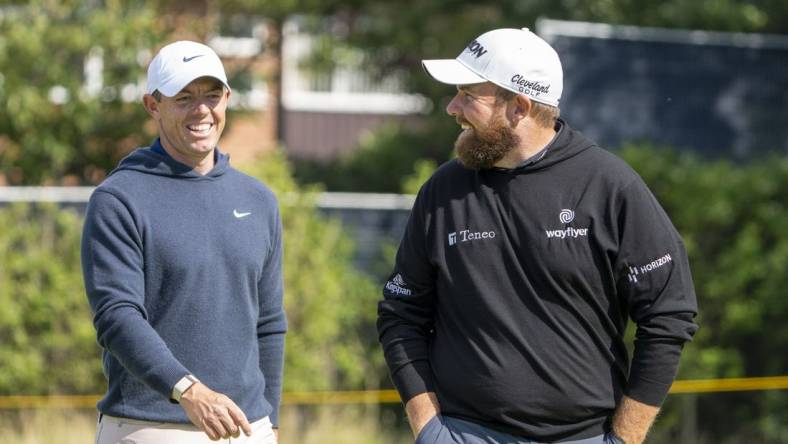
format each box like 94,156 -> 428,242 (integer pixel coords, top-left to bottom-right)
81,140 -> 286,425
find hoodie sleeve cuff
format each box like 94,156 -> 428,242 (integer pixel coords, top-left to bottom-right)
625,374 -> 674,407
391,361 -> 436,403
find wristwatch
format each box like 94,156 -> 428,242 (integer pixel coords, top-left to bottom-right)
171,374 -> 200,402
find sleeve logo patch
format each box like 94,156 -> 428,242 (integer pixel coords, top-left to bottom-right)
627,253 -> 673,283
385,273 -> 412,296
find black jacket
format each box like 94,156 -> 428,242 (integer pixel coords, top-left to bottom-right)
377,120 -> 698,442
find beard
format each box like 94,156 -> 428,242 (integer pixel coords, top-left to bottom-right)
454,115 -> 520,170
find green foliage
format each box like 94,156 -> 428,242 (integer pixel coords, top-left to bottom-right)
240,150 -> 386,391
0,153 -> 387,396
401,159 -> 438,195
620,145 -> 788,378
0,0 -> 163,185
292,121 -> 453,193
0,149 -> 785,440
0,203 -> 102,395
280,0 -> 788,192
1,0 -> 786,437
298,0 -> 788,88
619,145 -> 788,442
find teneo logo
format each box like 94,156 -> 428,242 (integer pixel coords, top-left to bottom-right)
545,209 -> 589,239
627,253 -> 673,283
385,273 -> 412,296
448,229 -> 496,246
466,40 -> 488,59
510,75 -> 550,97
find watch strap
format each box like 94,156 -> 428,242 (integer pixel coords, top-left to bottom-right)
171,374 -> 200,402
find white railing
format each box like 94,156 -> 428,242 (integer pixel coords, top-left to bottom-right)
0,187 -> 415,211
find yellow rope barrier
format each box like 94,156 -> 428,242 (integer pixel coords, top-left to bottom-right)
1,376 -> 786,409
668,375 -> 788,394
282,389 -> 402,405
0,395 -> 101,409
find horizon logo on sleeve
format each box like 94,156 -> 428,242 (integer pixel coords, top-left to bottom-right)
627,253 -> 673,283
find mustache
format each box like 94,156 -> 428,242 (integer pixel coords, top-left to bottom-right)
456,117 -> 473,128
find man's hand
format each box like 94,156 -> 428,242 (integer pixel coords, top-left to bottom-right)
611,395 -> 660,444
405,392 -> 440,437
179,382 -> 253,440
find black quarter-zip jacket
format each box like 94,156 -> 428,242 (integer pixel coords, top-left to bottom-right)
377,120 -> 698,442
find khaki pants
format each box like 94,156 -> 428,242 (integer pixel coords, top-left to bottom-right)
95,414 -> 276,444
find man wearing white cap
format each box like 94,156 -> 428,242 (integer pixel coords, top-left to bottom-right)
82,41 -> 286,443
378,28 -> 698,444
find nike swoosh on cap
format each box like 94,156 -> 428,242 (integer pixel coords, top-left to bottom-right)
182,54 -> 205,62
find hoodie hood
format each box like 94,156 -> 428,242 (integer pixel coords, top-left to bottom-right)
110,138 -> 230,179
488,119 -> 597,174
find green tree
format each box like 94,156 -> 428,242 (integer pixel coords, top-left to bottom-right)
620,145 -> 788,443
291,122 -> 450,193
0,0 -> 163,185
255,0 -> 788,193
242,150 -> 387,392
293,0 -> 788,94
0,203 -> 102,395
0,151 -> 388,396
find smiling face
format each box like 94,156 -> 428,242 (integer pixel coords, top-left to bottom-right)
446,83 -> 520,170
143,76 -> 230,170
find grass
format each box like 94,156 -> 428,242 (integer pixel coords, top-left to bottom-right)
0,406 -> 412,444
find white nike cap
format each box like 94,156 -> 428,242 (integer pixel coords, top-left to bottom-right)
422,28 -> 563,106
146,40 -> 230,97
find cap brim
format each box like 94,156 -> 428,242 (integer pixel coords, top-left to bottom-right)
422,59 -> 487,85
158,75 -> 230,97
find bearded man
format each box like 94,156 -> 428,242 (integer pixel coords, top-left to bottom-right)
377,28 -> 698,444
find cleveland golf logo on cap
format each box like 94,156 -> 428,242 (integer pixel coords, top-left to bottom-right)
511,75 -> 551,98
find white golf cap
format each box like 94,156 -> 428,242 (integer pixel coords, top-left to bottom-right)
146,40 -> 230,97
422,28 -> 563,106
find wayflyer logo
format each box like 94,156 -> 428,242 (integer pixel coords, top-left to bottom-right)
545,209 -> 589,239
